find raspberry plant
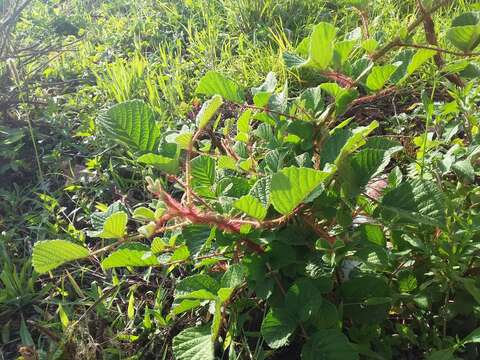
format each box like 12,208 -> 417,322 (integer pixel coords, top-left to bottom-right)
30,3 -> 480,359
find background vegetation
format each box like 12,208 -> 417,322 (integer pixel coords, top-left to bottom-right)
1,0 -> 480,359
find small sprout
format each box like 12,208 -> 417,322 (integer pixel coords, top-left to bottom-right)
146,176 -> 163,194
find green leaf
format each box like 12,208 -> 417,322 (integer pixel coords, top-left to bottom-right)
463,327 -> 480,344
182,225 -> 213,257
249,176 -> 271,208
98,100 -> 160,152
381,179 -> 446,227
175,274 -> 220,299
32,240 -> 90,274
447,12 -> 480,52
234,194 -> 268,220
101,243 -> 159,269
221,264 -> 246,289
340,275 -> 390,324
172,299 -> 202,315
196,71 -> 245,104
196,95 -> 223,129
366,64 -> 398,91
426,349 -> 455,360
172,325 -> 214,360
211,300 -> 222,341
261,307 -> 297,349
406,49 -> 437,76
285,278 -> 322,322
191,155 -> 216,188
133,207 -> 156,221
96,211 -> 128,239
137,153 -> 179,173
271,167 -> 332,215
309,22 -> 337,69
302,329 -> 359,360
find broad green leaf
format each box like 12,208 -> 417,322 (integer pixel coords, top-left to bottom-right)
172,299 -> 202,315
381,179 -> 446,227
172,325 -> 214,360
196,95 -> 223,129
191,155 -> 216,188
234,194 -> 268,220
137,153 -> 179,173
98,100 -> 160,152
252,72 -> 277,95
32,240 -> 90,274
90,201 -> 126,231
319,83 -> 358,114
302,329 -> 359,360
447,12 -> 480,52
309,22 -> 337,69
211,300 -> 222,341
133,207 -> 156,221
261,307 -> 297,349
285,278 -> 322,322
217,155 -> 237,170
175,274 -> 220,300
406,49 -> 437,76
96,211 -> 128,239
221,264 -> 246,289
196,71 -> 245,104
361,38 -> 378,54
340,275 -> 390,324
366,64 -> 398,91
271,167 -> 332,215
101,243 -> 159,269
334,40 -> 356,66
182,225 -> 213,257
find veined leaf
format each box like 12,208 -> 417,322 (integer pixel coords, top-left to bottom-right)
98,100 -> 160,152
381,179 -> 446,227
309,22 -> 337,70
234,194 -> 267,220
182,225 -> 213,257
172,325 -> 214,360
101,243 -> 159,269
261,307 -> 296,349
133,207 -> 156,221
191,155 -> 216,188
196,71 -> 245,104
94,211 -> 128,239
175,274 -> 220,300
366,64 -> 398,91
271,167 -> 332,215
249,176 -> 271,208
447,12 -> 480,52
196,95 -> 223,129
32,240 -> 90,274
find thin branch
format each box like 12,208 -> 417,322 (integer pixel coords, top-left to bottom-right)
396,42 -> 480,58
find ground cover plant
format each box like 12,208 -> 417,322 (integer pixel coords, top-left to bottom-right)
1,0 -> 480,359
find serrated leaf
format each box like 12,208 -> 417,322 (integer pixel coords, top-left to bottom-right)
175,274 -> 220,300
101,243 -> 159,269
234,194 -> 268,220
196,71 -> 245,104
249,176 -> 271,208
285,278 -> 322,322
302,329 -> 359,360
94,211 -> 128,239
196,95 -> 223,129
98,100 -> 160,152
366,64 -> 398,91
221,264 -> 246,289
191,155 -> 216,188
172,325 -> 214,360
271,167 -> 332,215
261,307 -> 297,349
32,240 -> 90,274
381,179 -> 446,227
182,225 -> 213,257
90,201 -> 126,231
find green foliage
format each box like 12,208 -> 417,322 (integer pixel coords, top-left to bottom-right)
4,1 -> 480,359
